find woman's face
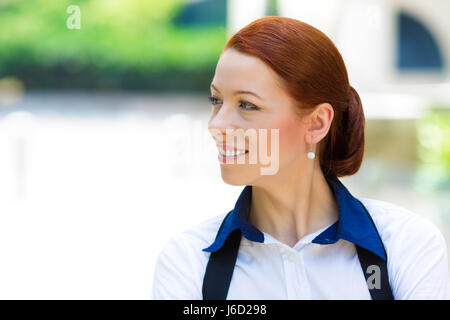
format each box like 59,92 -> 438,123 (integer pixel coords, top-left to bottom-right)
208,48 -> 314,186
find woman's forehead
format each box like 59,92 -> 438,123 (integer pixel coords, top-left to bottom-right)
213,49 -> 285,98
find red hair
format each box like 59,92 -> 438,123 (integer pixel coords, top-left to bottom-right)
223,16 -> 365,177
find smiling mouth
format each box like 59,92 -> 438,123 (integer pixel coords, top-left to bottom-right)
218,149 -> 249,157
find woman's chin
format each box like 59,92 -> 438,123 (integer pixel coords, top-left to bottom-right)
220,168 -> 258,186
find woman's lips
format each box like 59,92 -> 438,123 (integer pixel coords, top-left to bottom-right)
215,144 -> 248,152
217,150 -> 249,163
216,145 -> 249,163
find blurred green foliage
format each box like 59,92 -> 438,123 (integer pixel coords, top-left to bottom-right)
0,0 -> 227,91
416,107 -> 450,191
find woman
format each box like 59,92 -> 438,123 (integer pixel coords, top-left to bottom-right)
152,16 -> 450,299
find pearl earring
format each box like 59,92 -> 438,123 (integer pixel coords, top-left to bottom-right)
307,143 -> 315,159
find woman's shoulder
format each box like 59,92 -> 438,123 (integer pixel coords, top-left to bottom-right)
168,211 -> 228,252
157,211 -> 228,262
357,197 -> 444,242
357,197 -> 450,299
152,212 -> 228,299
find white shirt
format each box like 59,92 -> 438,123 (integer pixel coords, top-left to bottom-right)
152,173 -> 450,300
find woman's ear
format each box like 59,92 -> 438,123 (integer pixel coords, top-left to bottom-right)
306,103 -> 333,144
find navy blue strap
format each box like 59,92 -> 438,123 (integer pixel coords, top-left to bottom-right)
202,211 -> 241,300
355,199 -> 394,300
356,245 -> 394,300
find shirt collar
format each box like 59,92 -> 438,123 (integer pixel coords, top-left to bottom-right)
202,171 -> 387,261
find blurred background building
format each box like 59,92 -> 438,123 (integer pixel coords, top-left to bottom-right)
0,0 -> 448,299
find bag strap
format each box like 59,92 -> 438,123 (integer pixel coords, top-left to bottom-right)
202,210 -> 241,300
355,199 -> 394,300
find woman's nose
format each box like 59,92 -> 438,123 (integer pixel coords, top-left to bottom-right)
207,105 -> 239,138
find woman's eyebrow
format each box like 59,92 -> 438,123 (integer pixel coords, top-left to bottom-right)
210,83 -> 263,100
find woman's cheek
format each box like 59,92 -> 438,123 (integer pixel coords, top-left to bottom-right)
273,120 -> 303,162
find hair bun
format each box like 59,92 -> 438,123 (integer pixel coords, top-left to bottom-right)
331,85 -> 365,177
348,85 -> 362,114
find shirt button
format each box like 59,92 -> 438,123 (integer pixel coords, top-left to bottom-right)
281,251 -> 295,262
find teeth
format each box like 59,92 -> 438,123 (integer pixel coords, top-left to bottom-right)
219,149 -> 247,156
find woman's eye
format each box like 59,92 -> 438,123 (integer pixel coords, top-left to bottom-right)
208,96 -> 260,111
239,100 -> 260,111
208,96 -> 221,106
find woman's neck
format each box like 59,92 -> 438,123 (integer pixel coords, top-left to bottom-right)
248,165 -> 339,248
